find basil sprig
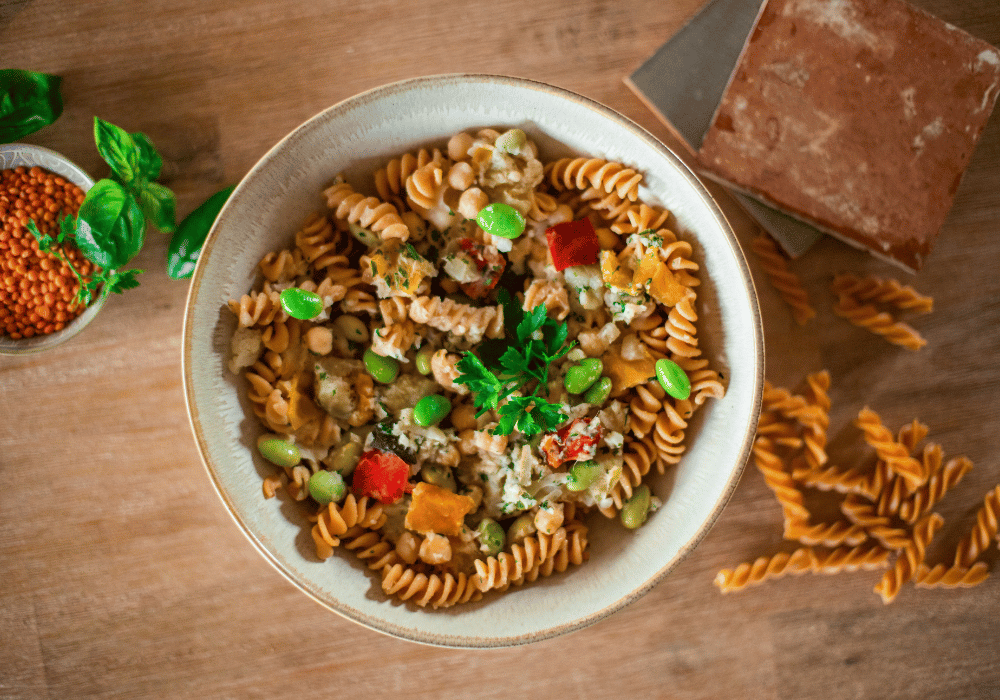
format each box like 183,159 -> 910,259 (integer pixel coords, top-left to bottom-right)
167,184 -> 235,279
0,69 -> 63,142
94,117 -> 176,234
24,116 -> 179,305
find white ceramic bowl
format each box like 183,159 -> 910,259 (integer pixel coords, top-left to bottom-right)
183,74 -> 763,647
0,143 -> 102,355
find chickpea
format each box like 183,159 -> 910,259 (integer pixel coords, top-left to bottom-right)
418,533 -> 452,565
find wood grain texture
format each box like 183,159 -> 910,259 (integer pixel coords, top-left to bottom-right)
2,0 -> 999,698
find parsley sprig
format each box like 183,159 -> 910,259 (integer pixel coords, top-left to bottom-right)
454,303 -> 576,436
27,215 -> 141,305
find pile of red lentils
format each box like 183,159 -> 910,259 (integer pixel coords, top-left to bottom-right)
0,165 -> 97,339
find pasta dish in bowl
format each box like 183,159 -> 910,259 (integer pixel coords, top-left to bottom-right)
183,74 -> 763,647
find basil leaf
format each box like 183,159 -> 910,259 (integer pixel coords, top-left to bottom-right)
0,69 -> 63,142
166,185 -> 234,279
76,179 -> 146,269
136,181 -> 176,233
94,117 -> 140,185
131,132 -> 163,181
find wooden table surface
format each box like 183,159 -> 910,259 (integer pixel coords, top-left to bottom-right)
3,1 -> 999,698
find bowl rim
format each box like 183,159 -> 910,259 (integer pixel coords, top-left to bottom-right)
0,142 -> 104,356
182,72 -> 764,647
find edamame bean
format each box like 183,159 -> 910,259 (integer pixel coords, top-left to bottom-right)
257,434 -> 300,467
655,358 -> 691,400
566,460 -> 603,491
477,518 -> 505,556
279,287 -> 324,320
328,439 -> 362,476
413,394 -> 452,427
564,358 -> 603,394
620,484 -> 651,529
582,376 -> 613,405
495,128 -> 526,154
420,463 -> 456,491
476,202 -> 525,240
363,348 -> 400,384
415,345 -> 435,375
308,470 -> 346,504
506,513 -> 536,543
333,314 -> 369,343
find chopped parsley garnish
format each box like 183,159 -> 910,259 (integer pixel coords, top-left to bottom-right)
454,304 -> 575,437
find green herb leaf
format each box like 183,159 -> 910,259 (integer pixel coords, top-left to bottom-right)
516,303 -> 547,345
166,185 -> 234,279
94,117 -> 141,185
131,132 -> 163,181
136,180 -> 177,234
454,352 -> 505,415
0,69 -> 63,141
104,268 -> 143,295
26,219 -> 55,252
75,178 -> 145,269
456,303 -> 575,437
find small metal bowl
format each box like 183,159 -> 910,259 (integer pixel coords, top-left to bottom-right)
0,143 -> 103,355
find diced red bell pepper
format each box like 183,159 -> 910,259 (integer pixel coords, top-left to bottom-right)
539,418 -> 603,469
457,238 -> 506,299
545,218 -> 601,271
352,448 -> 412,504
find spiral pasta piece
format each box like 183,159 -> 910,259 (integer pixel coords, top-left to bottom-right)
404,161 -> 446,211
370,320 -> 417,361
752,436 -> 810,526
563,520 -> 589,567
577,186 -> 633,220
791,461 -> 880,498
343,530 -> 403,571
714,547 -> 818,593
750,232 -> 815,325
610,202 -> 670,235
784,518 -> 868,548
840,494 -> 911,550
951,484 -> 1000,568
522,279 -> 571,320
544,157 -> 642,201
832,294 -> 926,350
407,296 -> 504,344
601,435 -> 657,515
915,561 -> 990,589
626,382 -> 664,438
374,147 -> 447,207
651,400 -> 691,470
664,296 -> 700,359
855,407 -> 925,493
898,455 -> 973,524
295,212 -> 352,270
228,285 -> 285,328
814,542 -> 892,573
259,248 -> 308,283
341,287 -> 378,316
381,565 -> 482,608
830,272 -> 933,314
323,180 -> 410,242
873,512 -> 943,604
311,494 -> 387,559
472,528 -> 570,593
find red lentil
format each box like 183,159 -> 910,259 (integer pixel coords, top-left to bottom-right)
0,166 -> 94,339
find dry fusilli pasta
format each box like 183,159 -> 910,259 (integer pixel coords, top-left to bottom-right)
750,232 -> 815,325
